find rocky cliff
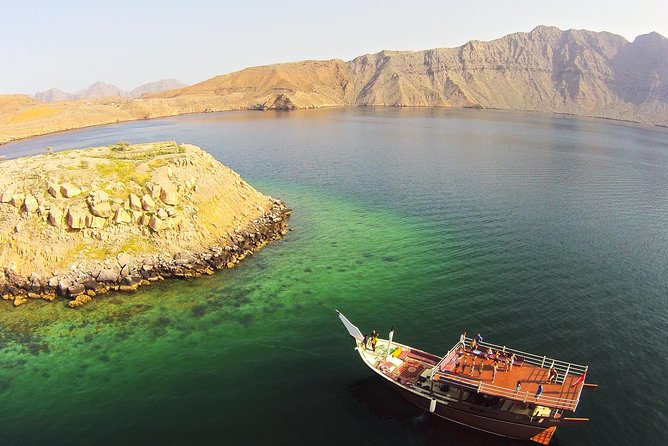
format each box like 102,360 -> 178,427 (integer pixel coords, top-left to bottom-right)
0,142 -> 290,307
2,26 -> 666,145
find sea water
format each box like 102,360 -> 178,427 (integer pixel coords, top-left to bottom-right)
0,108 -> 666,446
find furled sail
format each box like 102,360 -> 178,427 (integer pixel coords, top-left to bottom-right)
336,310 -> 364,341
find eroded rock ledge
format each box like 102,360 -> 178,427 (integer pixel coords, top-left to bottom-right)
0,141 -> 290,307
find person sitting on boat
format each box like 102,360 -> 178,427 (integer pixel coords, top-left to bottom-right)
548,366 -> 558,384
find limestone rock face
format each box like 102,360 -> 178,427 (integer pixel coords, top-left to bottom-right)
145,26 -> 668,126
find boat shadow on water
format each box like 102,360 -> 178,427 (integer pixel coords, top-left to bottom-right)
349,376 -> 566,446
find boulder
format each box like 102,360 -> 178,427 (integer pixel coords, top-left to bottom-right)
160,187 -> 178,205
0,189 -> 13,203
117,252 -> 133,267
47,183 -> 60,198
10,193 -> 25,208
141,194 -> 155,211
113,208 -> 132,224
48,207 -> 63,226
22,194 -> 39,213
148,215 -> 165,232
66,208 -> 87,229
85,214 -> 106,228
97,268 -> 120,283
87,190 -> 112,218
156,208 -> 168,220
60,183 -> 81,198
69,294 -> 92,308
128,193 -> 142,210
67,283 -> 86,296
147,183 -> 162,199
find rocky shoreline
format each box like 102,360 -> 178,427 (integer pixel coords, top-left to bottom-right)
1,200 -> 290,308
0,141 -> 291,308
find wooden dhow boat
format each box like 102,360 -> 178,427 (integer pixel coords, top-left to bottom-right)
337,311 -> 595,444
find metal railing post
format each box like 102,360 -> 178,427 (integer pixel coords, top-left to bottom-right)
563,363 -> 571,384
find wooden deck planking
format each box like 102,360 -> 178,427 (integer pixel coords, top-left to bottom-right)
437,350 -> 583,410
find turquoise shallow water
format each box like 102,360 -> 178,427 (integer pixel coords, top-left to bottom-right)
1,108 -> 667,446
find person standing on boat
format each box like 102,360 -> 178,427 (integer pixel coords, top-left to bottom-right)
371,330 -> 378,352
515,381 -> 521,396
535,384 -> 543,401
548,366 -> 558,383
475,332 -> 483,345
460,331 -> 467,349
508,353 -> 516,372
492,362 -> 498,383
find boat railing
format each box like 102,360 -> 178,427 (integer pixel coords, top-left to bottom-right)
463,337 -> 587,384
433,372 -> 579,411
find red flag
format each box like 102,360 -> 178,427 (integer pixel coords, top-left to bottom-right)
571,371 -> 587,388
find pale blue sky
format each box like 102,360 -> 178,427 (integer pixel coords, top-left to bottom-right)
2,0 -> 667,95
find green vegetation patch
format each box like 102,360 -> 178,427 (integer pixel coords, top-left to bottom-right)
95,160 -> 150,189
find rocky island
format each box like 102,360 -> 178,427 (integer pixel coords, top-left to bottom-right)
0,141 -> 290,307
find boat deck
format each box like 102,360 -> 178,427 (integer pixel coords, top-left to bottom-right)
435,345 -> 584,411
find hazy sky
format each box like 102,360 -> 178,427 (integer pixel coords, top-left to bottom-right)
3,0 -> 667,94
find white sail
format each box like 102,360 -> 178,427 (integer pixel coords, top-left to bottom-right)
336,310 -> 364,341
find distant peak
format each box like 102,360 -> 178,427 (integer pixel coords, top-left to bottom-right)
634,31 -> 667,43
530,25 -> 561,33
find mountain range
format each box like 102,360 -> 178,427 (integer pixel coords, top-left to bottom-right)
34,79 -> 186,102
152,26 -> 667,124
2,26 -> 667,144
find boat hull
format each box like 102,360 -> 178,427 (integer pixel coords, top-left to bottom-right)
388,382 -> 553,440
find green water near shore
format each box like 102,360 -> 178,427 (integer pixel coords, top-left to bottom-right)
0,187 -> 453,444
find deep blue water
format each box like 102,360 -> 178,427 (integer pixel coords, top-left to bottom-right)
0,108 -> 667,446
